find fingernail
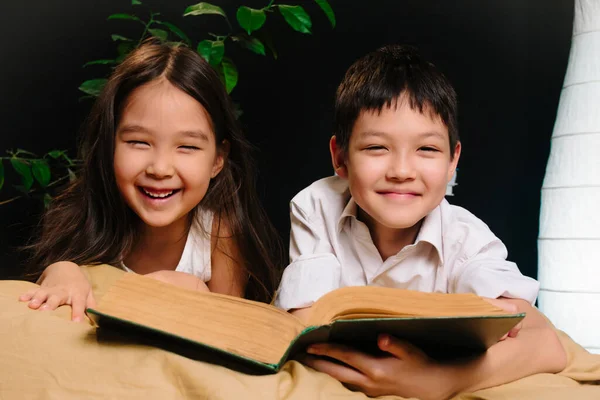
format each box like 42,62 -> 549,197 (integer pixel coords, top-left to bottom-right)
379,334 -> 390,347
73,316 -> 82,322
306,345 -> 320,355
40,304 -> 49,310
29,300 -> 39,306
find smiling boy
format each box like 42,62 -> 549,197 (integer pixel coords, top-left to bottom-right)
275,45 -> 566,399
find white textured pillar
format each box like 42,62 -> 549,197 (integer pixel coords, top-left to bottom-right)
538,0 -> 600,354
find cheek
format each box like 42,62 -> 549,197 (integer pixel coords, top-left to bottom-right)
178,154 -> 217,186
113,148 -> 137,182
348,155 -> 386,182
420,161 -> 452,187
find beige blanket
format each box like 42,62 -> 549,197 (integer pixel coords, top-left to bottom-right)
0,264 -> 598,400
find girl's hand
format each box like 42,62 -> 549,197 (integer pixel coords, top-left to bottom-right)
299,334 -> 458,400
19,261 -> 96,322
144,270 -> 209,292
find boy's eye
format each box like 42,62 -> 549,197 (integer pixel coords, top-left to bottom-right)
419,146 -> 439,152
365,145 -> 386,151
179,145 -> 200,151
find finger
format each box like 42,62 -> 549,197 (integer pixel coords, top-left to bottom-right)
40,294 -> 66,311
307,343 -> 373,371
483,298 -> 518,314
28,291 -> 50,309
299,354 -> 368,386
71,293 -> 87,322
86,290 -> 97,309
499,333 -> 509,341
508,321 -> 523,338
19,289 -> 38,302
378,334 -> 426,360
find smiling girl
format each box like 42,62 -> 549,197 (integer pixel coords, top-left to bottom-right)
20,39 -> 282,321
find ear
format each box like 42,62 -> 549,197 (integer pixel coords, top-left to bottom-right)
211,140 -> 229,178
447,141 -> 461,182
329,136 -> 348,179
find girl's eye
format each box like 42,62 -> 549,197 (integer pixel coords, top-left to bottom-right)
127,140 -> 150,147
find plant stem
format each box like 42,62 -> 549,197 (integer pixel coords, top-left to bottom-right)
137,14 -> 155,46
0,174 -> 70,206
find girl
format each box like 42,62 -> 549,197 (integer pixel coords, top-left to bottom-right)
19,39 -> 283,321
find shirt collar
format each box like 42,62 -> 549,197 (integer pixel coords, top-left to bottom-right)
338,196 -> 359,233
337,197 -> 444,263
414,204 -> 444,263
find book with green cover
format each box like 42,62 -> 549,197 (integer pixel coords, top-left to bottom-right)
87,273 -> 524,374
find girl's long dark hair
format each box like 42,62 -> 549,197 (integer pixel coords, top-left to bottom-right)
27,39 -> 283,303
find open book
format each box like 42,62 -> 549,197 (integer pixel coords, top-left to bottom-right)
87,273 -> 524,373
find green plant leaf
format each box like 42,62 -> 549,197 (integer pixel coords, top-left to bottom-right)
132,0 -> 142,5
111,34 -> 133,42
107,13 -> 141,22
10,158 -> 33,192
197,40 -> 225,66
79,79 -> 108,97
83,59 -> 116,67
0,160 -> 4,190
184,3 -> 227,18
314,0 -> 335,28
231,34 -> 265,56
148,28 -> 169,41
220,57 -> 238,94
47,150 -> 64,159
157,21 -> 192,46
31,159 -> 51,188
116,41 -> 136,62
43,193 -> 53,209
278,5 -> 312,34
236,6 -> 266,35
255,31 -> 277,59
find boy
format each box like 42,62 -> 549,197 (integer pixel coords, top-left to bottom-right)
275,45 -> 566,399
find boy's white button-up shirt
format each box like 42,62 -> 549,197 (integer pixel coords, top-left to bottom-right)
275,176 -> 539,310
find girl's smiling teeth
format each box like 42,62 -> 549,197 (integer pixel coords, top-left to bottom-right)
139,187 -> 181,199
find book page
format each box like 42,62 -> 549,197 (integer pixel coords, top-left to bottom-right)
307,286 -> 510,326
94,274 -> 305,365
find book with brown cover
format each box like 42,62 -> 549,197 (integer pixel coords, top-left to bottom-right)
87,273 -> 524,373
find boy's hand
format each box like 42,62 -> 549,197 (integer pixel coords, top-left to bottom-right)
298,334 -> 459,400
144,270 -> 209,292
483,297 -> 523,339
19,261 -> 95,322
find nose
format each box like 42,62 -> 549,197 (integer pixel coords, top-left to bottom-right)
386,152 -> 416,181
145,149 -> 175,179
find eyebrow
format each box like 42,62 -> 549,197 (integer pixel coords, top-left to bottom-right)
357,130 -> 446,140
118,124 -> 211,142
418,131 -> 447,140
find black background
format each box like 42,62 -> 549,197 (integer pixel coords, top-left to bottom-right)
0,0 -> 573,279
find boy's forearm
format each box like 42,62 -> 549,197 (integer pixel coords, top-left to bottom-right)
449,305 -> 566,394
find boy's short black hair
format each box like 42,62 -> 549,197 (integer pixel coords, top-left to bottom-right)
333,45 -> 459,155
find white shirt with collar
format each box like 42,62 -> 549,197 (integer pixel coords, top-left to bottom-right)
275,176 -> 539,310
120,209 -> 213,282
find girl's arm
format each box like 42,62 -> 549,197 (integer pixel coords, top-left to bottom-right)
144,270 -> 210,292
206,216 -> 247,297
19,261 -> 96,322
